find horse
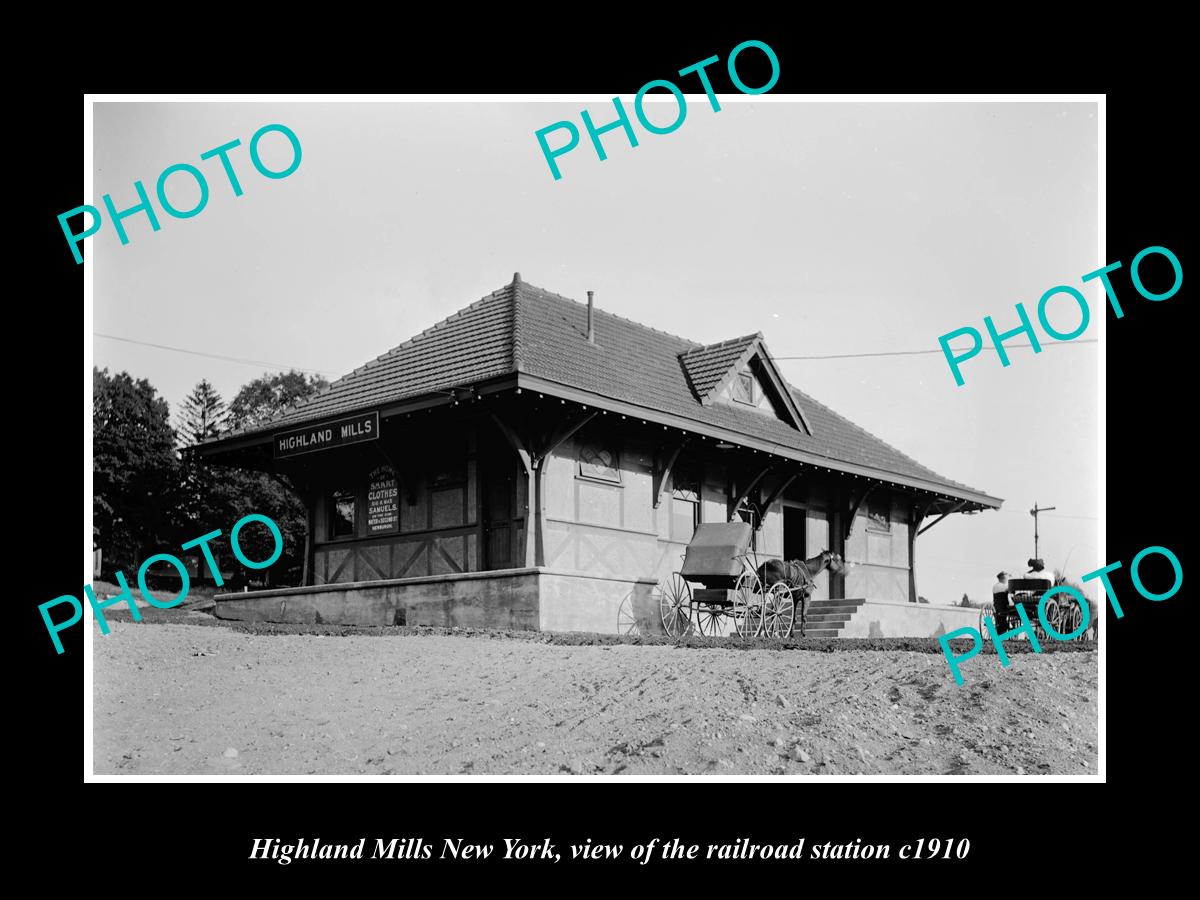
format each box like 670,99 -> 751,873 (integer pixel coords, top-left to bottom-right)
756,550 -> 846,637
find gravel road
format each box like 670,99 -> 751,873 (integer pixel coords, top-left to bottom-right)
93,620 -> 1097,776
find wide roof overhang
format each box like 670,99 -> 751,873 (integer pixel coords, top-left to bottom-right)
195,372 -> 1003,513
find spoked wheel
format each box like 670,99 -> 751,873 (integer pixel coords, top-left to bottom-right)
1042,596 -> 1062,636
694,598 -> 731,637
762,582 -> 796,638
734,571 -> 764,639
1054,601 -> 1083,640
617,591 -> 639,636
1046,600 -> 1065,643
1063,607 -> 1082,639
656,573 -> 693,638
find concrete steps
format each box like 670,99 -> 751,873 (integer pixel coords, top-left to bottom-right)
799,598 -> 867,638
804,614 -> 856,628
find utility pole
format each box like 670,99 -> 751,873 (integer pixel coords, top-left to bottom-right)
1030,502 -> 1056,561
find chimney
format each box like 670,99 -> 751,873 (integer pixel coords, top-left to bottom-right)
587,291 -> 595,344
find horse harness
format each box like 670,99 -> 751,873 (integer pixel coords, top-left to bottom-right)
778,558 -> 819,595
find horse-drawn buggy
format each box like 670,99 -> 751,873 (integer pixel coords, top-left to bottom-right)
654,522 -> 843,639
985,577 -> 1088,641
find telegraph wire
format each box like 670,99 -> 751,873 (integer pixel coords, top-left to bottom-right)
94,331 -> 1099,371
93,333 -> 339,377
774,339 -> 1098,361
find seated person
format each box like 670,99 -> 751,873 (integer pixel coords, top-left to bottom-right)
991,571 -> 1010,624
1025,558 -> 1054,585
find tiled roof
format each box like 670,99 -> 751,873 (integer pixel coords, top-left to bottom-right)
263,285 -> 517,429
679,334 -> 761,399
212,276 -> 998,505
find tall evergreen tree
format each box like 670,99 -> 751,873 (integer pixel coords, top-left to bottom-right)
175,380 -> 233,543
176,379 -> 228,447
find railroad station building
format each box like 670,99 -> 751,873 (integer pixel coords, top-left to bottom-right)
197,274 -> 1001,637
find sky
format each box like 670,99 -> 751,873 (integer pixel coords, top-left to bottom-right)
92,99 -> 1099,606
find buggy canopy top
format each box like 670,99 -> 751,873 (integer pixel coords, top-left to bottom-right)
680,522 -> 754,581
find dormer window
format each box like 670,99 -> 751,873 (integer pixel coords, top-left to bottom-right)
679,336 -> 813,435
733,369 -> 756,405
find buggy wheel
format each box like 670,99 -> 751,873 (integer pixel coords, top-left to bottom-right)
656,573 -> 693,638
1063,606 -> 1080,639
762,582 -> 795,638
734,571 -> 764,639
1042,596 -> 1059,634
693,600 -> 729,637
1054,601 -> 1083,640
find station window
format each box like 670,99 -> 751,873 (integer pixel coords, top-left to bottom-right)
735,499 -> 764,550
866,493 -> 892,532
578,440 -> 621,484
430,444 -> 467,488
329,488 -> 357,539
671,472 -> 701,541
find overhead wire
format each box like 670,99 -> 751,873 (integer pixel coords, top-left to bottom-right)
93,332 -> 339,377
97,331 -> 1099,370
774,339 -> 1098,361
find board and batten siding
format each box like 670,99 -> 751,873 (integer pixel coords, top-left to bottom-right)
311,428 -> 481,585
302,417 -> 912,604
843,496 -> 911,604
542,434 -> 795,586
543,435 -> 661,581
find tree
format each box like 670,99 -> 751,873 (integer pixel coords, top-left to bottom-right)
93,368 -> 180,576
227,370 -> 329,432
175,380 -> 233,544
960,593 -> 972,608
176,379 -> 227,447
205,371 -> 330,586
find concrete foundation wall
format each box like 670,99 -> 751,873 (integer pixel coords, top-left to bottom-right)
215,568 -> 654,635
539,571 -> 658,633
839,600 -> 980,638
215,571 -> 978,639
215,568 -> 542,630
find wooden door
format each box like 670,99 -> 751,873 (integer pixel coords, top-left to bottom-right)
480,438 -> 516,570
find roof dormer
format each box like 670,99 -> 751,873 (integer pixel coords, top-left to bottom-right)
680,334 -> 812,435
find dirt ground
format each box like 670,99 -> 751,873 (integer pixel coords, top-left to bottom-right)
93,618 -> 1097,776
